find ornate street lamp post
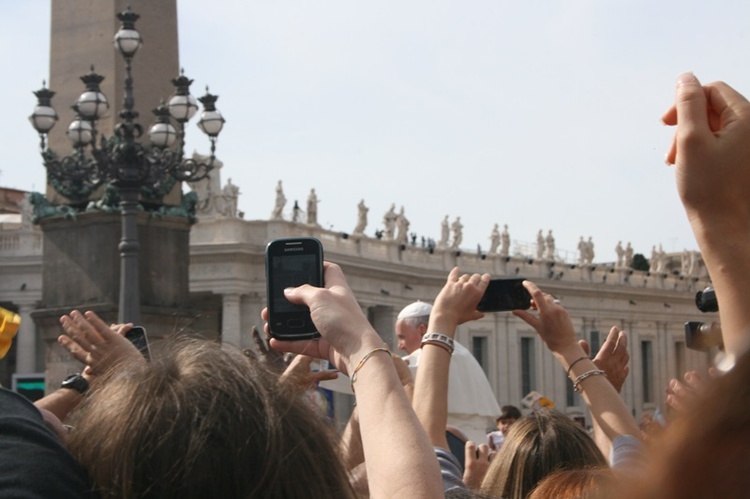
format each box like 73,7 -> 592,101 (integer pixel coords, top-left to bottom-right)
29,8 -> 225,324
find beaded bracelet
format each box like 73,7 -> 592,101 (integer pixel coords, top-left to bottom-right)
566,356 -> 590,377
572,369 -> 607,393
421,332 -> 455,354
350,347 -> 390,393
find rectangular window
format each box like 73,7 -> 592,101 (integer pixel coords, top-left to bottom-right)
675,341 -> 685,380
521,337 -> 535,397
589,330 -> 601,357
641,340 -> 654,403
471,336 -> 489,375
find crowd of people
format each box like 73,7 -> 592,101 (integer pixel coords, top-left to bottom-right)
2,72 -> 750,497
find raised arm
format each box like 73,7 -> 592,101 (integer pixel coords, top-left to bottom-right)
412,267 -> 489,448
267,262 -> 443,499
580,326 -> 630,458
513,281 -> 641,443
663,73 -> 750,358
35,310 -> 145,422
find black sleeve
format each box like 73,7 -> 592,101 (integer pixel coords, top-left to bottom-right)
0,388 -> 96,498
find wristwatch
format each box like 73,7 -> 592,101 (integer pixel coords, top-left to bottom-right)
61,373 -> 89,394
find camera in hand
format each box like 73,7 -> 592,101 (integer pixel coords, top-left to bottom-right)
685,286 -> 722,352
684,321 -> 723,352
695,286 -> 718,313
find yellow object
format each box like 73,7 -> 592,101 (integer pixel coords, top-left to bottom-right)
538,396 -> 556,409
0,308 -> 21,359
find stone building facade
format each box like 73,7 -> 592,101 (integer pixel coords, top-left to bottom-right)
0,189 -> 716,428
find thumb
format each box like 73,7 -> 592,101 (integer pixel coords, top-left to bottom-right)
465,440 -> 477,462
578,339 -> 590,357
674,72 -> 711,138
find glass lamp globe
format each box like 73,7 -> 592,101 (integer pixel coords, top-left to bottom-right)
67,118 -> 93,146
76,90 -> 109,119
114,28 -> 142,57
197,110 -> 225,137
148,122 -> 178,148
168,94 -> 198,122
29,105 -> 58,134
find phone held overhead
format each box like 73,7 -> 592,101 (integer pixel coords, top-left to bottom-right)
125,326 -> 150,359
476,278 -> 532,312
265,237 -> 324,340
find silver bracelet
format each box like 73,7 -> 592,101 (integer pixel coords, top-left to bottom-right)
572,369 -> 607,393
421,332 -> 455,354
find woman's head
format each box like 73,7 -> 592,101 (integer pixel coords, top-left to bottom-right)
68,337 -> 353,499
529,468 -> 618,499
480,409 -> 606,499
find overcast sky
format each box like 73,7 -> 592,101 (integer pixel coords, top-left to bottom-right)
5,1 -> 750,263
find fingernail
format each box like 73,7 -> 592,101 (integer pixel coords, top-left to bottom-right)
676,72 -> 697,87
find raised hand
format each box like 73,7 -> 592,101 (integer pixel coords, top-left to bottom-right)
280,354 -> 339,391
431,267 -> 489,334
513,280 -> 580,357
580,326 -> 630,393
266,262 -> 386,375
58,310 -> 145,377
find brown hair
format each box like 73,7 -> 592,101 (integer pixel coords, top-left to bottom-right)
68,337 -> 354,499
529,468 -> 618,499
480,410 -> 606,499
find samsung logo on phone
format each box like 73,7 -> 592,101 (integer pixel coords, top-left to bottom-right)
284,247 -> 304,252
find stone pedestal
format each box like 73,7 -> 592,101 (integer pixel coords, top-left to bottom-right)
32,211 -> 219,392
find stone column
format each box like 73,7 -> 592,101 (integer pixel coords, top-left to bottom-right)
15,303 -> 38,373
221,293 -> 242,347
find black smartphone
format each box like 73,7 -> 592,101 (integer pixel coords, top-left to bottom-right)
476,278 -> 532,312
125,326 -> 150,359
265,237 -> 324,340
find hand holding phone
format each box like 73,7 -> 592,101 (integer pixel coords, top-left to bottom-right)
125,326 -> 150,359
265,238 -> 324,340
476,278 -> 532,312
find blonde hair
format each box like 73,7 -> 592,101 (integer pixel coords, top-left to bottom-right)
480,410 -> 606,499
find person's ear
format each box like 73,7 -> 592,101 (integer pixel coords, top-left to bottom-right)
418,322 -> 429,335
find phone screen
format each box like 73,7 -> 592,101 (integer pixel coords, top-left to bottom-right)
265,238 -> 324,340
270,253 -> 321,313
476,278 -> 532,312
125,326 -> 150,359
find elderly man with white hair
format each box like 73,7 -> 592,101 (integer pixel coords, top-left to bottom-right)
395,300 -> 500,444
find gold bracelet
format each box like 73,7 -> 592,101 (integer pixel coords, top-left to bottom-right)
350,347 -> 390,393
572,369 -> 607,392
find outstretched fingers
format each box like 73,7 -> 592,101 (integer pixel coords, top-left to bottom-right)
57,334 -> 92,366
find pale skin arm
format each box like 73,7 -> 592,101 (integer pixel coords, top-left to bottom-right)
579,326 -> 630,458
411,267 -> 493,492
514,281 -> 641,443
663,73 -> 750,358
338,353 -> 413,483
412,267 -> 488,448
33,381 -> 89,425
267,262 -> 443,499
